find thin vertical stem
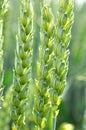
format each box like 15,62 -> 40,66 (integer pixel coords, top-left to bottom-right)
32,0 -> 41,79
53,116 -> 57,130
0,0 -> 8,108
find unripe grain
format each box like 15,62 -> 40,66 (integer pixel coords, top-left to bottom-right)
33,4 -> 54,129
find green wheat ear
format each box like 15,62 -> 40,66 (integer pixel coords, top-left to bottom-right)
0,0 -> 8,108
11,0 -> 33,129
33,4 -> 55,130
47,0 -> 74,119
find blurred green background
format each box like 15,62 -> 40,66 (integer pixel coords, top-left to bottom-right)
1,0 -> 86,130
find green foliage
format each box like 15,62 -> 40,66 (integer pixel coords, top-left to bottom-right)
0,0 -> 8,18
0,87 -> 12,130
0,0 -> 8,108
82,110 -> 86,130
